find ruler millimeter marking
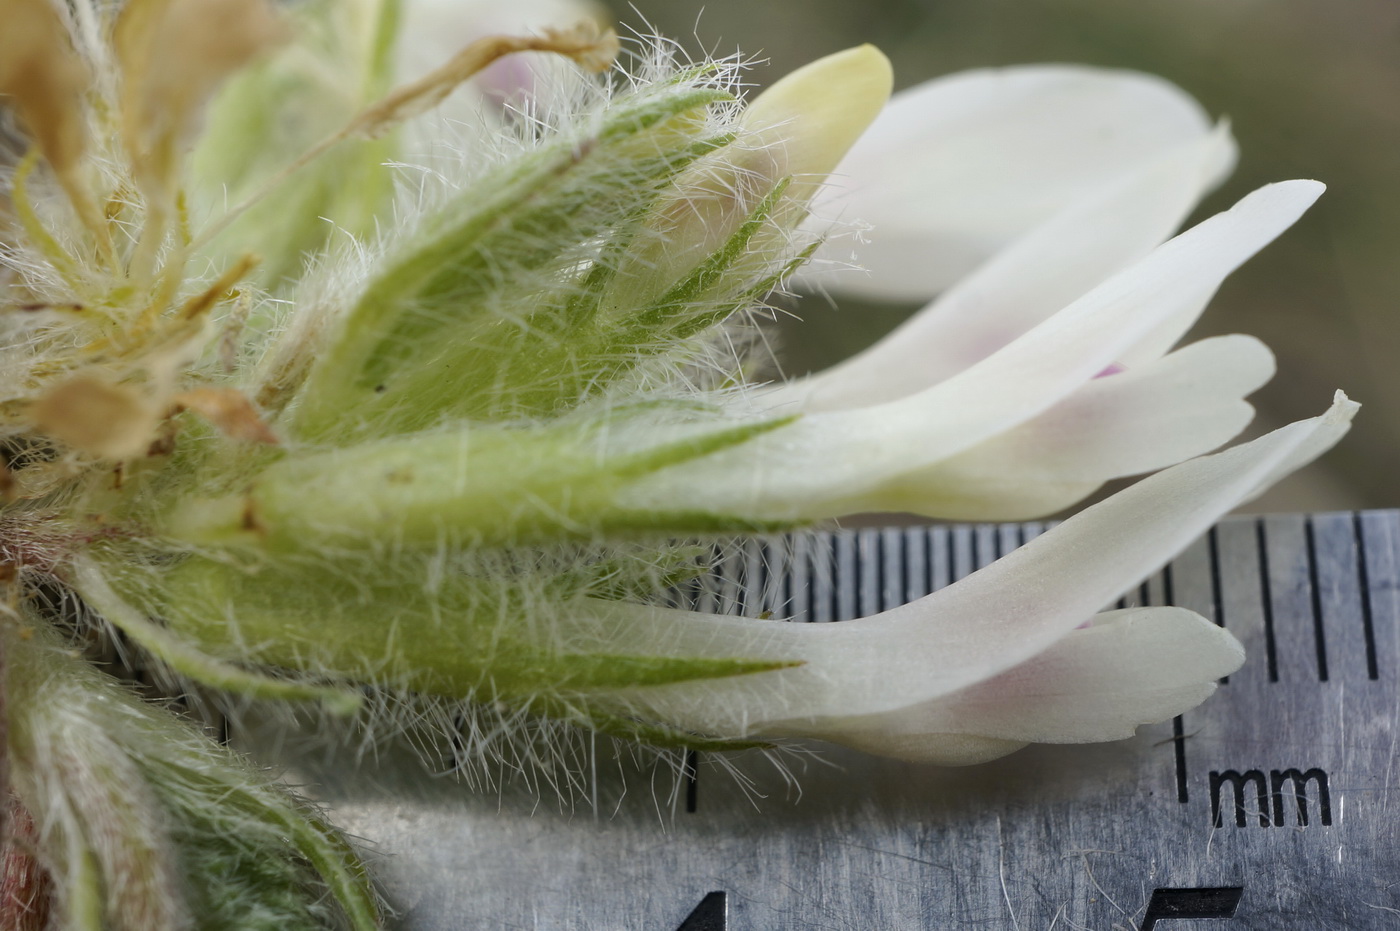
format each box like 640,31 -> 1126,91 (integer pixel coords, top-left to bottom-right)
303,510 -> 1400,930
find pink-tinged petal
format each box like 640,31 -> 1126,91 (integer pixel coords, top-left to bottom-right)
802,65 -> 1234,300
871,334 -> 1275,520
395,0 -> 609,118
626,182 -> 1322,522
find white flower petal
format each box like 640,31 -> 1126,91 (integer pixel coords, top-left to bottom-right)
600,394 -> 1355,752
804,65 -> 1234,300
771,126 -> 1235,411
811,607 -> 1243,764
626,181 -> 1322,522
870,334 -> 1275,520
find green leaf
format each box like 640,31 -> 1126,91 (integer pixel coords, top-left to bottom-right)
154,762 -> 382,931
4,619 -> 382,930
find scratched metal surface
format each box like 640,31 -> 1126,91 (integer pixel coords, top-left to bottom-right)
281,510 -> 1400,930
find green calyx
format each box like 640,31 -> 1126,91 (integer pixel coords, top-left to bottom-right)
121,553 -> 800,711
289,79 -> 744,438
161,409 -> 799,550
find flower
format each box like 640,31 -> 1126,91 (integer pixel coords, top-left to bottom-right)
570,394 -> 1354,764
617,181 -> 1313,525
0,0 -> 1356,923
118,43 -> 1348,764
803,64 -> 1238,300
752,63 -> 1265,520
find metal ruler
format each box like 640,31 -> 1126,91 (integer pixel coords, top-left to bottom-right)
288,510 -> 1400,930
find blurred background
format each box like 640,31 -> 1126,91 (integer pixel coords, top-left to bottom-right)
607,0 -> 1400,513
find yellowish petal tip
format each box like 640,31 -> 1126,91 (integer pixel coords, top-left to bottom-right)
830,44 -> 896,98
750,44 -> 894,126
743,45 -> 894,184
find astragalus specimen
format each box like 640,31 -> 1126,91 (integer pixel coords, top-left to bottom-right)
0,0 -> 1352,924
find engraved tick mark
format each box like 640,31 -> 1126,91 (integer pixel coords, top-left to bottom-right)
1172,715 -> 1188,803
684,750 -> 699,813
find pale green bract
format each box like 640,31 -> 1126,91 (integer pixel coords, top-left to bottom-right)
0,0 -> 1354,925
